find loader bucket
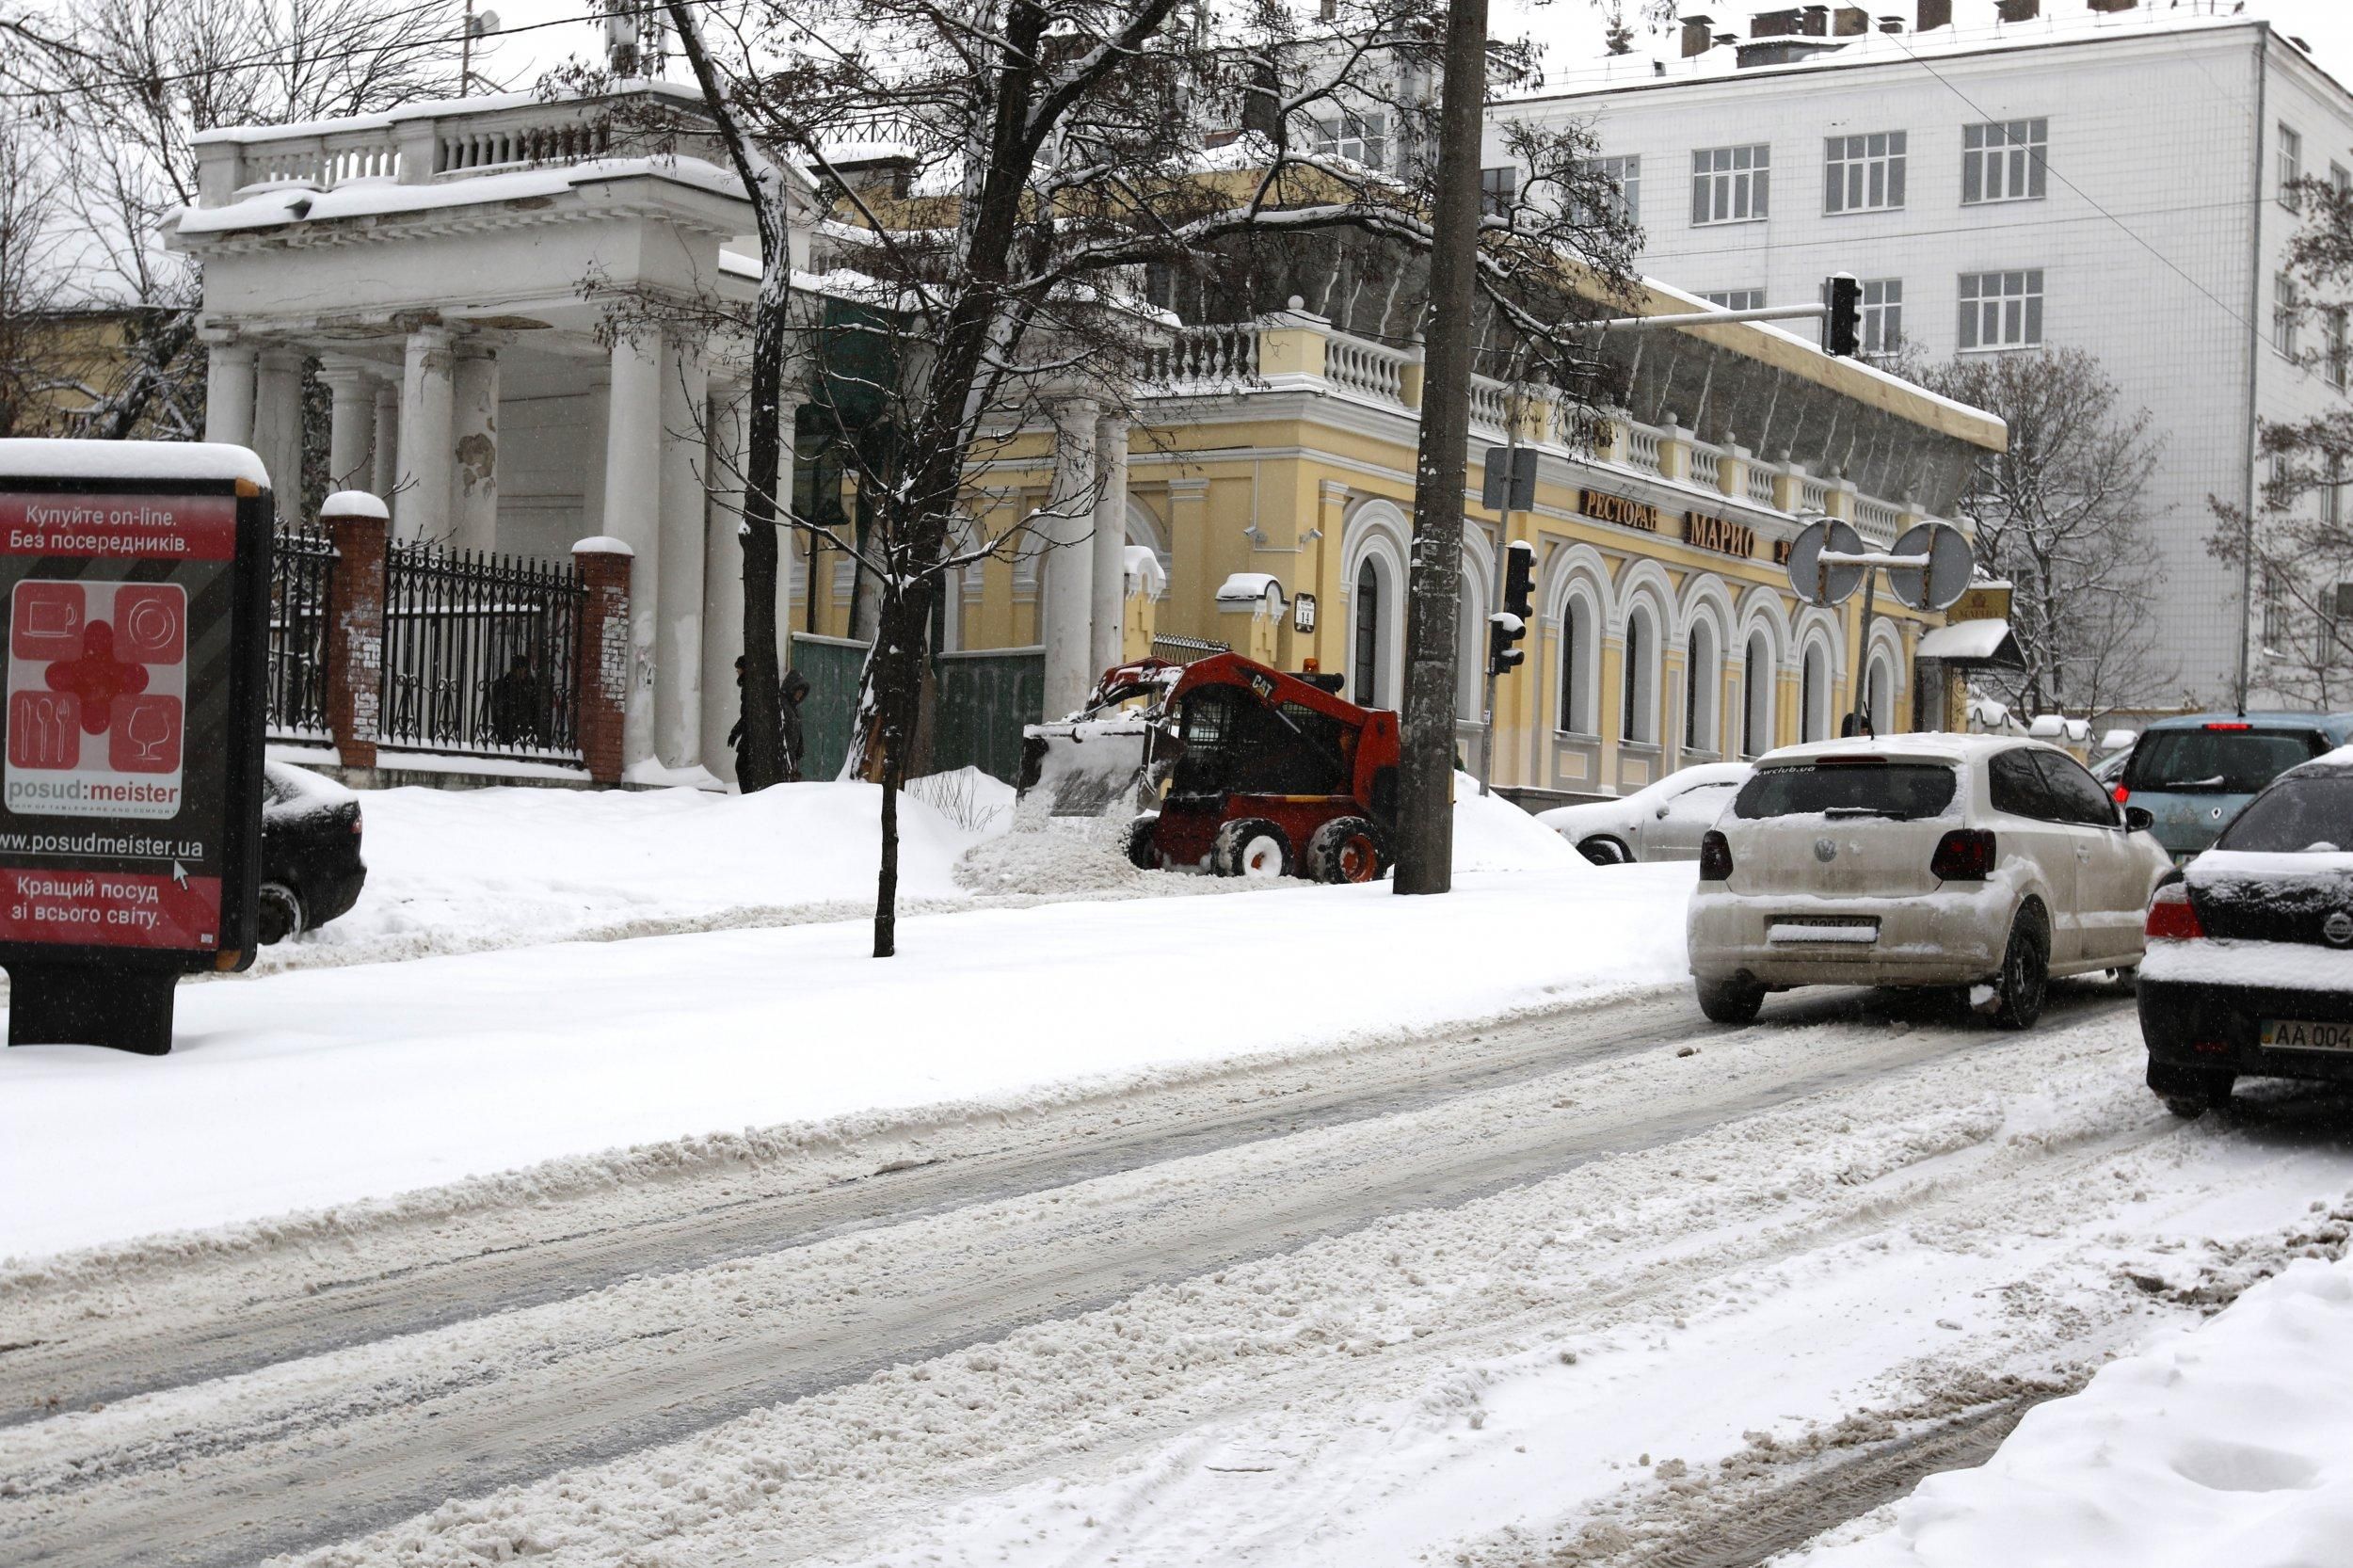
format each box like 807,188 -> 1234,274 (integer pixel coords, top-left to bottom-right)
1016,714 -> 1154,818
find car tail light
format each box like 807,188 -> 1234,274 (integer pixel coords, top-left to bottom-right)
2204,721 -> 2252,731
1929,828 -> 1995,881
2111,783 -> 2130,805
2146,883 -> 2206,941
1699,829 -> 1734,883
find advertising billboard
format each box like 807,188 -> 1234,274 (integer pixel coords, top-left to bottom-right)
0,442 -> 271,1052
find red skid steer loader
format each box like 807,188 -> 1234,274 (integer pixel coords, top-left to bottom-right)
1018,651 -> 1401,883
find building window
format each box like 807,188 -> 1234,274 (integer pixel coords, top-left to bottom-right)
2334,163 -> 2351,200
1824,130 -> 1906,215
1861,278 -> 1903,356
1704,288 -> 1767,312
1581,153 -> 1641,227
1684,620 -> 1718,752
1691,143 -> 1770,226
1801,643 -> 1830,742
1958,269 -> 2043,351
1961,119 -> 2046,205
2325,582 -> 2353,664
2281,123 -> 2304,209
1867,656 -> 1894,736
1311,110 -> 1387,171
1353,559 -> 1382,707
1622,609 -> 1655,744
1743,633 -> 1771,757
2276,271 -> 2300,357
2264,567 -> 2292,651
2324,457 -> 2345,529
1481,165 -> 1517,218
1560,596 -> 1592,733
2329,308 -> 2348,390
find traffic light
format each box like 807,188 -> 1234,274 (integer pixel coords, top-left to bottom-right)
1824,272 -> 1861,358
1488,612 -> 1526,676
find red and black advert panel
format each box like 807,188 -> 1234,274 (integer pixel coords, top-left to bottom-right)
0,456 -> 270,975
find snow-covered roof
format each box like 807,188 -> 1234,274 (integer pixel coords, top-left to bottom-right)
187,80 -> 712,147
0,440 -> 270,488
1917,619 -> 2019,664
173,156 -> 747,236
1215,571 -> 1287,606
1123,545 -> 1168,597
1756,732 -> 2027,766
1507,4 -> 2306,105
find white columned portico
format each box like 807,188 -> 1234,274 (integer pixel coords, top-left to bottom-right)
700,387 -> 748,782
396,325 -> 456,542
1040,396 -> 1099,718
319,360 -> 376,492
371,381 -> 400,498
581,374 -> 610,537
656,345 -> 711,770
1090,415 -> 1129,677
450,342 -> 500,552
251,346 -> 306,527
601,327 -> 665,774
201,336 -> 256,448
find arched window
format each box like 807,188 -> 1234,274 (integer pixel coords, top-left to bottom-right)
1353,559 -> 1382,707
1743,632 -> 1772,757
1684,619 -> 1719,753
1622,607 -> 1656,744
1867,654 -> 1895,736
1560,593 -> 1598,734
1801,642 -> 1831,742
1459,569 -> 1487,720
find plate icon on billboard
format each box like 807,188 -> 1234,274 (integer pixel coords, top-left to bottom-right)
4,580 -> 187,818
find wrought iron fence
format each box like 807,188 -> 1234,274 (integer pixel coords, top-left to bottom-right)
379,542 -> 586,760
267,526 -> 336,740
1150,633 -> 1228,664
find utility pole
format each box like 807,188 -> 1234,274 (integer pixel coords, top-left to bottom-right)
1393,0 -> 1489,896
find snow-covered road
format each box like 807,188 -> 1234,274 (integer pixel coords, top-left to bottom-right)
7,981 -> 2351,1568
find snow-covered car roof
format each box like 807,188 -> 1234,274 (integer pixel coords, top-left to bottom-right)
1753,733 -> 2042,768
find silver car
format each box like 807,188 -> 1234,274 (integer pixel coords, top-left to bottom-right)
1536,761 -> 1753,865
1688,735 -> 2174,1029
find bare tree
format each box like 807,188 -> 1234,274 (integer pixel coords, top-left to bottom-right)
649,0 -> 1642,954
0,0 -> 465,440
1915,347 -> 2174,724
0,111 -> 70,438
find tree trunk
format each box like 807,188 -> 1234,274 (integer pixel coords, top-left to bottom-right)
735,282 -> 792,790
866,575 -> 932,956
1393,0 -> 1490,896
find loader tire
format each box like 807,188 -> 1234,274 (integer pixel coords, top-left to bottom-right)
1305,817 -> 1385,884
1122,813 -> 1160,872
1212,818 -> 1291,880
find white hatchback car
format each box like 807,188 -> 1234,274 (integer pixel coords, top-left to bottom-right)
1688,735 -> 2174,1028
1537,761 -> 1753,864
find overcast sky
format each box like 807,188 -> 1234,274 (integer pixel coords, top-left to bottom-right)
464,0 -> 2353,104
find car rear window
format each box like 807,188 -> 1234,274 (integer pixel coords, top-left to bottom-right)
2123,728 -> 2325,794
2214,776 -> 2353,853
1733,761 -> 1958,821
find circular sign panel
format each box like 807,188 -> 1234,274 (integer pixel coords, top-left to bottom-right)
1785,518 -> 1865,607
1885,520 -> 1975,612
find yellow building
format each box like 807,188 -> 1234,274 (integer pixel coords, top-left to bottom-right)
790,290 -> 2004,800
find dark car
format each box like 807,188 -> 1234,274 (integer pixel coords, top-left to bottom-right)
2138,753 -> 2353,1116
2114,712 -> 2353,861
260,760 -> 366,943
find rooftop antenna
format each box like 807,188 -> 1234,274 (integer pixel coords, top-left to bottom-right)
460,0 -> 501,95
603,0 -> 669,78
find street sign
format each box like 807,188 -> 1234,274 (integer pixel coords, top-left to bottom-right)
1481,446 -> 1537,514
0,440 -> 272,1054
1947,582 -> 2012,623
1785,517 -> 1865,607
1883,521 -> 1974,612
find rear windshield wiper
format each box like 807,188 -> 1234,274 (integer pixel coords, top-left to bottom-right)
1824,806 -> 1915,820
2155,776 -> 2231,792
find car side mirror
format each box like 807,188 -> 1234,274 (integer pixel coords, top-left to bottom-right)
1656,805 -> 1671,819
2124,806 -> 2154,833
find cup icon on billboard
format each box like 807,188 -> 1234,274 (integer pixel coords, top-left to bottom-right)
11,582 -> 83,662
110,695 -> 181,774
8,690 -> 80,770
115,585 -> 184,664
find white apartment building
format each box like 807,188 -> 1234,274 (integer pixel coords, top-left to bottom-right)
1488,0 -> 2353,712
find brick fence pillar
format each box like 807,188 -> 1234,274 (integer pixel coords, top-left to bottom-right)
320,489 -> 390,771
573,537 -> 634,785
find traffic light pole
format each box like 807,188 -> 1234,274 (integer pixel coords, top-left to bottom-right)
1478,385 -> 1526,800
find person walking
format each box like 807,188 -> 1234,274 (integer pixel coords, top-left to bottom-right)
730,657 -> 816,786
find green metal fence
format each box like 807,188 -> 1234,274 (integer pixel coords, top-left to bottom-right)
786,632 -> 871,782
786,635 -> 1046,785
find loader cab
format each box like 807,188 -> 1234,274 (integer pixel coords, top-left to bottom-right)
1168,682 -> 1350,804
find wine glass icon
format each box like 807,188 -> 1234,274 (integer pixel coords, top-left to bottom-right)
123,700 -> 175,766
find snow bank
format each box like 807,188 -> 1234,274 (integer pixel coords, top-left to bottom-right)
1454,773 -> 1586,872
0,860 -> 1692,1261
1801,1250 -> 2353,1568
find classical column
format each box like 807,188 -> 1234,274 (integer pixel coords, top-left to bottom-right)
396,325 -> 456,542
1089,415 -> 1129,678
319,360 -> 376,494
600,327 -> 664,774
580,373 -> 610,537
1040,397 -> 1098,718
449,342 -> 500,552
201,336 -> 256,448
251,347 -> 306,527
656,344 -> 711,771
371,381 -> 400,498
700,386 -> 748,783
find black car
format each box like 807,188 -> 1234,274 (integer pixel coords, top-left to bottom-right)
2139,754 -> 2353,1116
260,760 -> 367,943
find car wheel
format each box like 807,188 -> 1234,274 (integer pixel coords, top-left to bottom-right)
1577,835 -> 1631,866
1122,813 -> 1160,872
1985,901 -> 2050,1031
1212,818 -> 1292,880
1305,816 -> 1386,884
1695,975 -> 1766,1026
2148,1061 -> 2233,1119
257,881 -> 305,946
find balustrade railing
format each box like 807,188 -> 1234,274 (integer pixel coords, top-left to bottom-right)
1800,476 -> 1832,514
1855,497 -> 1901,538
1467,377 -> 1509,435
437,119 -> 615,175
1323,336 -> 1407,405
1625,424 -> 1664,475
1144,324 -> 1259,387
1747,465 -> 1780,509
1690,445 -> 1722,489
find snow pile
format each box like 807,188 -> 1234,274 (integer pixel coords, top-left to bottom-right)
260,776 -> 1001,968
1454,773 -> 1587,872
1802,1250 -> 2353,1568
954,816 -> 1156,895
